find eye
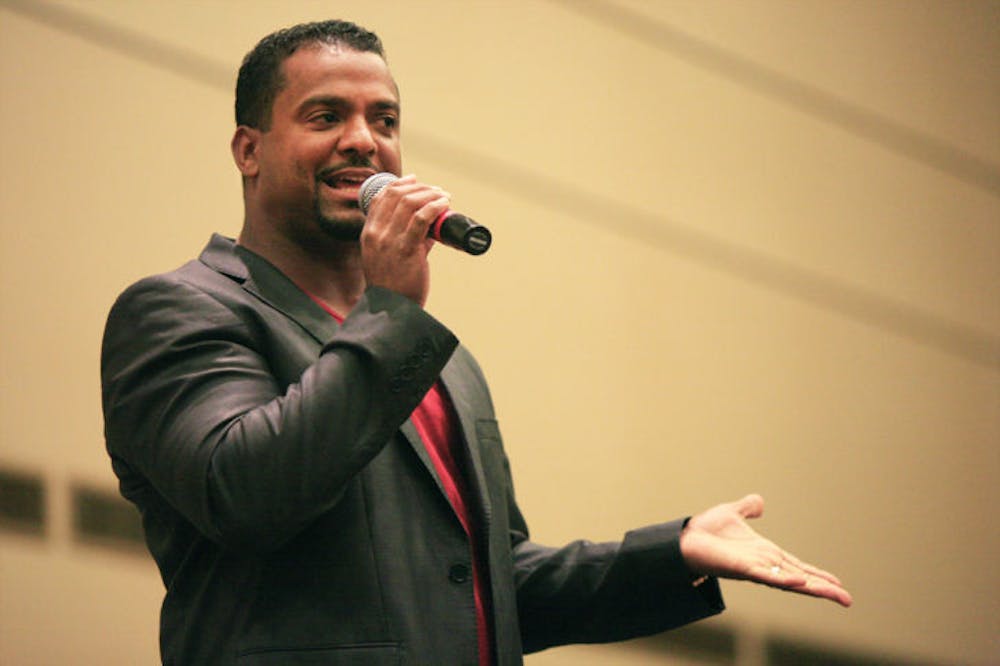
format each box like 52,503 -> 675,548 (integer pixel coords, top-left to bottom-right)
378,115 -> 398,130
310,111 -> 340,127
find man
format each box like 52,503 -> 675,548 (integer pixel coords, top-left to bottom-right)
101,20 -> 851,666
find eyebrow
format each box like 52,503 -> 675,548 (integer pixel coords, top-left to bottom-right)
298,95 -> 400,115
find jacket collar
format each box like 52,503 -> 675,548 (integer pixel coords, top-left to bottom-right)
198,233 -> 340,344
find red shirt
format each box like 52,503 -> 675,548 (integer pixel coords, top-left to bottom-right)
309,295 -> 493,665
409,383 -> 493,666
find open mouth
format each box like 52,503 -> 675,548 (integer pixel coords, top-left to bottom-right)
320,169 -> 375,193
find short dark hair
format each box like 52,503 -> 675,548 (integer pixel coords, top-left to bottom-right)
235,20 -> 385,130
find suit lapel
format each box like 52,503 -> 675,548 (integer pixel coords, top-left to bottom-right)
398,419 -> 454,508
399,359 -> 494,536
440,360 -> 493,531
199,234 -> 340,344
237,249 -> 341,344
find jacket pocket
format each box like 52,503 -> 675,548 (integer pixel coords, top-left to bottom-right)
237,642 -> 401,665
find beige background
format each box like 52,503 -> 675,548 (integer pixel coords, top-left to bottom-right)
1,1 -> 997,664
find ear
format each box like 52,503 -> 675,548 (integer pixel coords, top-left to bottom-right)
231,126 -> 261,177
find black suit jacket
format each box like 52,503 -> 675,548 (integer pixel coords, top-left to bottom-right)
101,234 -> 724,665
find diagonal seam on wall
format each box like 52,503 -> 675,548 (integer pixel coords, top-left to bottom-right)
2,0 -> 997,372
554,0 -> 1000,198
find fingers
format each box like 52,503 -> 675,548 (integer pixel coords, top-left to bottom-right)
366,174 -> 451,242
360,175 -> 450,305
690,493 -> 853,608
758,554 -> 853,608
782,550 -> 844,587
787,573 -> 854,608
758,561 -> 807,589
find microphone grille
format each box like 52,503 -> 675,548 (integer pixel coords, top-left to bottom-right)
358,172 -> 399,214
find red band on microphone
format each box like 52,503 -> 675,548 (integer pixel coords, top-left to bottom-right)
432,209 -> 453,241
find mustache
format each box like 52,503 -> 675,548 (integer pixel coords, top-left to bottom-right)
316,156 -> 376,181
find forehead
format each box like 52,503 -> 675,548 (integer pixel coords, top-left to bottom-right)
276,44 -> 399,110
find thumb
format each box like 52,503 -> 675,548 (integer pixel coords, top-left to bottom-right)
734,493 -> 765,520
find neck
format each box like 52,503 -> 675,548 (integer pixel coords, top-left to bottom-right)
238,221 -> 366,316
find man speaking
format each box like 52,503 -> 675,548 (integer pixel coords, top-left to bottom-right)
101,19 -> 851,665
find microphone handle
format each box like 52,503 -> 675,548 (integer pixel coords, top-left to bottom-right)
432,210 -> 492,255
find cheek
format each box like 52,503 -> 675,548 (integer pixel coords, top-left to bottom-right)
282,141 -> 328,185
292,160 -> 314,183
258,149 -> 316,200
377,140 -> 403,173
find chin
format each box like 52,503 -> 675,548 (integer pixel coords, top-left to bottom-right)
316,216 -> 363,242
312,197 -> 365,241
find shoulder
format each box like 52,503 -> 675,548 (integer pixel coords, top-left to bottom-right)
105,267 -> 243,341
108,235 -> 252,322
102,243 -> 259,373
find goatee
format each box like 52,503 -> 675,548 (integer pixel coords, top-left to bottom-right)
313,198 -> 363,241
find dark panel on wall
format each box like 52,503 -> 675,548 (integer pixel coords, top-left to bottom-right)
71,485 -> 145,549
0,468 -> 45,535
767,636 -> 945,666
634,620 -> 736,664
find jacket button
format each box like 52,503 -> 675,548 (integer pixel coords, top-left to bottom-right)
448,563 -> 470,584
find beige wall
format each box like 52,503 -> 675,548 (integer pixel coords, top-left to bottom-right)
1,1 -> 997,664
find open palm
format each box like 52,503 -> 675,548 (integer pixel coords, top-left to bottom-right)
680,494 -> 852,607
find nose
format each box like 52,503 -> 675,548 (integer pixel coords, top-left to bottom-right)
338,115 -> 377,157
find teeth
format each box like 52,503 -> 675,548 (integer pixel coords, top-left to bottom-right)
331,176 -> 364,185
324,177 -> 361,188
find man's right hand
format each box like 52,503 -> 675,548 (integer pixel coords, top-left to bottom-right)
360,174 -> 451,307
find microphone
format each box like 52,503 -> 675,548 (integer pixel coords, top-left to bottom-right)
359,173 -> 492,256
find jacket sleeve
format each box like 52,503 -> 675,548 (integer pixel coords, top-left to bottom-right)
511,518 -> 725,653
101,274 -> 457,553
